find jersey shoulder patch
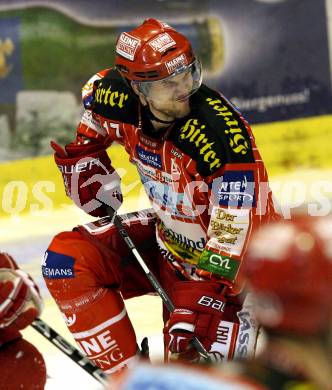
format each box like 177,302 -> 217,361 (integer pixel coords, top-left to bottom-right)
82,68 -> 111,109
171,85 -> 255,177
194,85 -> 255,163
92,69 -> 139,125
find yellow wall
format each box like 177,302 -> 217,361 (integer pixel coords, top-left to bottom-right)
253,115 -> 332,174
0,114 -> 331,217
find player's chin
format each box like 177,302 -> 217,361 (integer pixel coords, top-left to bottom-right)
176,108 -> 190,119
177,95 -> 190,103
172,102 -> 190,118
156,102 -> 189,120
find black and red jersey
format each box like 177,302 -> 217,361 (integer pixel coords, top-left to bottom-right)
73,68 -> 278,292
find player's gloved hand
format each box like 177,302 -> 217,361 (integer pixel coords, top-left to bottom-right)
51,139 -> 123,217
0,253 -> 43,331
163,281 -> 226,362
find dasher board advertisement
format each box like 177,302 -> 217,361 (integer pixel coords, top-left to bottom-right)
0,0 -> 330,162
207,0 -> 331,123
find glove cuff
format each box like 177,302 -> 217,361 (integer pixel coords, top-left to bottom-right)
64,141 -> 106,157
169,322 -> 195,333
54,145 -> 110,166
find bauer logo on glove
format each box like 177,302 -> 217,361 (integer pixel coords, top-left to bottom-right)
197,295 -> 226,312
51,139 -> 123,217
164,281 -> 227,361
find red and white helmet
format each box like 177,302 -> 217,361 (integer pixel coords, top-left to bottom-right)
243,215 -> 332,336
115,19 -> 202,100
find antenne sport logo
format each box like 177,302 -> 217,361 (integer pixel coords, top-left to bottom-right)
213,170 -> 256,207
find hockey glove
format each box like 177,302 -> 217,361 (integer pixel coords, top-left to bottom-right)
163,281 -> 226,361
52,140 -> 122,217
0,253 -> 43,331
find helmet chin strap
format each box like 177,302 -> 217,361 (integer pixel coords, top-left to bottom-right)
144,102 -> 176,125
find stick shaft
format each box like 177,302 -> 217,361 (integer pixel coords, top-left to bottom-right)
111,211 -> 211,361
31,318 -> 108,386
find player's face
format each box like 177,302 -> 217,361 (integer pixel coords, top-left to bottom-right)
145,70 -> 193,119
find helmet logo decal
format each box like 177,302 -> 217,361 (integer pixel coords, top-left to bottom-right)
149,33 -> 176,53
156,20 -> 173,29
165,53 -> 188,74
116,32 -> 141,61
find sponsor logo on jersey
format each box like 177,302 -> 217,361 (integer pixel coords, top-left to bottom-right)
213,208 -> 237,222
81,81 -> 95,109
165,53 -> 188,74
94,86 -> 128,108
179,118 -> 222,170
207,238 -> 234,255
170,148 -> 183,159
116,32 -> 140,61
149,32 -> 176,52
206,97 -> 250,155
208,219 -> 242,246
209,220 -> 244,236
141,177 -> 196,220
136,145 -> 162,169
81,72 -> 104,106
136,159 -> 156,177
157,243 -> 176,263
207,207 -> 250,256
136,160 -> 173,184
160,222 -> 206,254
171,158 -> 181,177
157,239 -> 199,277
82,81 -> 93,94
213,170 -> 256,207
42,250 -> 75,279
197,249 -> 240,282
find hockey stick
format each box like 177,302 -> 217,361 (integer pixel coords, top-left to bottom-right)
31,318 -> 108,386
106,207 -> 211,362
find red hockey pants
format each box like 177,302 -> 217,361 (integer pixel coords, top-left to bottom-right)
42,211 -> 176,374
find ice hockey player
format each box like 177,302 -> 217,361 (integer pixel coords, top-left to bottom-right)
238,213 -> 332,389
110,214 -> 332,389
0,252 -> 46,389
42,18 -> 278,375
